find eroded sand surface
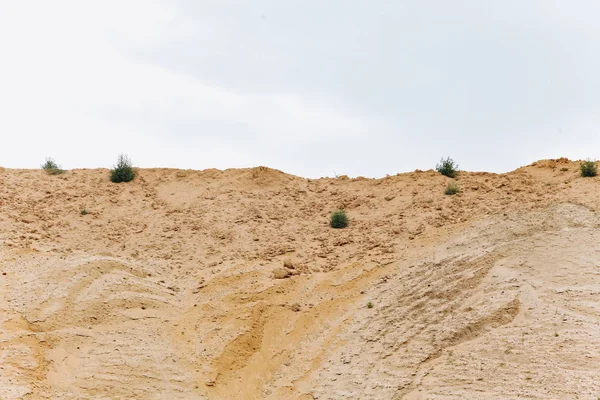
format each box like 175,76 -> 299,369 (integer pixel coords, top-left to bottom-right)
2,159 -> 600,399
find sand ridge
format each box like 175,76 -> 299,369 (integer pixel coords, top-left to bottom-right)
1,158 -> 600,398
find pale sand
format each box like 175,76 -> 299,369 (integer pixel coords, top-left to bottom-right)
1,158 -> 599,399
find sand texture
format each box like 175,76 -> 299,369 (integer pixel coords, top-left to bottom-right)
2,158 -> 600,399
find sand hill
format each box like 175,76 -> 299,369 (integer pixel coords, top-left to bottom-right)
2,158 -> 600,399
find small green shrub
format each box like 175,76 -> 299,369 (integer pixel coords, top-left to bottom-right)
580,160 -> 597,177
330,210 -> 349,229
41,158 -> 65,175
444,181 -> 460,195
110,154 -> 135,183
436,157 -> 458,178
366,301 -> 374,309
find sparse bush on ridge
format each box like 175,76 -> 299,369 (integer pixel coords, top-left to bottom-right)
444,181 -> 460,195
330,210 -> 349,229
580,160 -> 597,177
41,157 -> 65,175
436,157 -> 458,178
110,154 -> 135,183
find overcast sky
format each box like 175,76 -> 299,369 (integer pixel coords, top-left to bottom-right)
1,1 -> 599,178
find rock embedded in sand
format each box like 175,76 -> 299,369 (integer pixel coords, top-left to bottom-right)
273,267 -> 292,279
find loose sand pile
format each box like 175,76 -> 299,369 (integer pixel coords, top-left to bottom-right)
1,158 -> 600,399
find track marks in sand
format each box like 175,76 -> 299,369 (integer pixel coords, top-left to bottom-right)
304,242 -> 522,399
0,255 -> 195,399
22,259 -> 171,332
183,261 -> 392,399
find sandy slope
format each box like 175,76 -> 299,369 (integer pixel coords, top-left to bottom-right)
1,158 -> 600,399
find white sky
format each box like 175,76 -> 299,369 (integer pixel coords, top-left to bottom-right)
1,1 -> 600,178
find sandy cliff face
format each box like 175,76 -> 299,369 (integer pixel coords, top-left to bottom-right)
1,158 -> 600,399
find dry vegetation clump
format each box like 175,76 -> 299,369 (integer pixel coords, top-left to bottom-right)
41,158 -> 66,175
110,154 -> 135,183
445,181 -> 460,195
580,160 -> 597,177
330,210 -> 349,228
436,157 -> 459,178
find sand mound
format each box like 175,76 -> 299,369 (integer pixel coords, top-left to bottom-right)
1,159 -> 600,399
